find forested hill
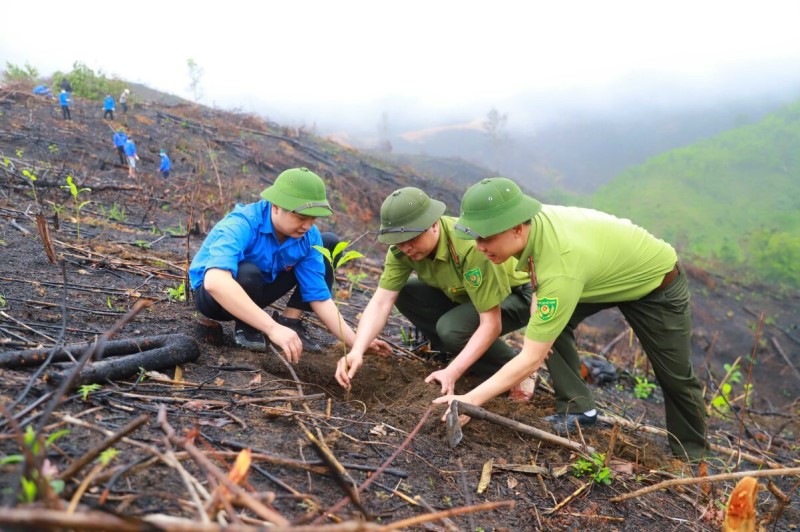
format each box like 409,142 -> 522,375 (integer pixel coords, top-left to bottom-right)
591,97 -> 800,288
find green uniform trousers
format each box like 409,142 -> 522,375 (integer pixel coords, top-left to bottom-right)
546,265 -> 708,460
394,279 -> 533,378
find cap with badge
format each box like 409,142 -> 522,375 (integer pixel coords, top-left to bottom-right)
455,177 -> 541,239
260,167 -> 332,217
378,187 -> 446,244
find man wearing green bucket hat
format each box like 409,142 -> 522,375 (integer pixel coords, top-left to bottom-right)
335,186 -> 536,400
434,177 -> 707,462
189,167 -> 390,362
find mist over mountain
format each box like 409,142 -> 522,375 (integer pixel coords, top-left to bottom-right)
286,69 -> 800,195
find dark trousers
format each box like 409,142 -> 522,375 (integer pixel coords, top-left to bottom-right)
394,279 -> 532,378
116,146 -> 126,165
121,102 -> 128,113
193,232 -> 339,322
161,170 -> 170,179
546,265 -> 707,460
104,110 -> 114,120
61,106 -> 71,120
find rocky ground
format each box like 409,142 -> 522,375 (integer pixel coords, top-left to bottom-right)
0,84 -> 798,530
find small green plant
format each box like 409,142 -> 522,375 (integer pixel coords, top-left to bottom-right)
724,362 -> 742,384
399,326 -> 411,347
633,376 -> 657,399
78,383 -> 102,401
100,202 -> 126,222
441,495 -> 453,507
15,148 -> 24,159
0,426 -> 70,502
345,271 -> 367,293
0,292 -> 6,308
164,221 -> 185,236
134,240 -> 151,249
22,168 -> 39,205
48,144 -> 59,155
313,241 -> 365,384
60,175 -> 91,238
572,452 -> 613,485
166,282 -> 186,302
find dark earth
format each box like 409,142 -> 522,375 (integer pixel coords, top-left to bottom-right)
0,82 -> 798,530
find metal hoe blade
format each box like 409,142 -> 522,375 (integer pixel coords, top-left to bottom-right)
446,400 -> 463,448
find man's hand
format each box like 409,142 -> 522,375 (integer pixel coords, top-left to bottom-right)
432,394 -> 473,425
366,338 -> 392,357
425,367 -> 460,396
335,352 -> 365,390
267,323 -> 303,363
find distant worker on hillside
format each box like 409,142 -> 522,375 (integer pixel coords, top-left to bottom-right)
159,149 -> 171,178
33,85 -> 53,99
112,129 -> 128,165
335,187 -> 537,402
432,177 -> 708,463
103,95 -> 115,120
123,136 -> 139,178
119,88 -> 130,114
188,167 -> 392,361
59,90 -> 71,120
60,78 -> 72,94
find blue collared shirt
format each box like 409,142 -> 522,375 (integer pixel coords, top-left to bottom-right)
188,201 -> 330,302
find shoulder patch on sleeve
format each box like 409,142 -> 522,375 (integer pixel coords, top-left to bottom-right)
390,246 -> 404,258
464,267 -> 483,287
535,297 -> 558,321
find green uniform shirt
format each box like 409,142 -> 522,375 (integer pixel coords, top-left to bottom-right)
517,205 -> 678,342
379,216 -> 530,313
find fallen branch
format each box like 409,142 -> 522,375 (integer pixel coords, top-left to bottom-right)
610,466 -> 800,503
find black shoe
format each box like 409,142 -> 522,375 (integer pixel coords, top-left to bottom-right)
544,412 -> 598,432
272,311 -> 323,353
234,321 -> 266,350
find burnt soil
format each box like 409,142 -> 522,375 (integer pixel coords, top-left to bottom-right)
0,84 -> 798,531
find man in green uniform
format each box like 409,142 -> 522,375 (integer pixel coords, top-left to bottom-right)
335,187 -> 536,399
434,177 -> 707,461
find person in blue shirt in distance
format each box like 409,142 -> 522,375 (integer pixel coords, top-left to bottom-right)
113,130 -> 128,165
59,90 -> 71,120
123,137 -> 139,178
159,149 -> 171,178
103,95 -> 115,120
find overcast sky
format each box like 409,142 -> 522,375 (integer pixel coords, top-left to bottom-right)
3,0 -> 800,131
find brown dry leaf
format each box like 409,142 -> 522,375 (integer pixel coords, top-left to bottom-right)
124,288 -> 143,298
248,373 -> 262,386
227,449 -> 252,486
214,377 -> 225,387
507,477 -> 518,490
260,406 -> 289,418
477,458 -> 493,494
609,459 -> 633,476
173,365 -> 183,383
183,400 -> 214,411
723,476 -> 759,532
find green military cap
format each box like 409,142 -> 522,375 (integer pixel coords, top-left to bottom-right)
455,177 -> 541,239
260,167 -> 332,217
378,187 -> 446,245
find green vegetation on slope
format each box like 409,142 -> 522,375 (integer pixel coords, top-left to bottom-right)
592,98 -> 800,288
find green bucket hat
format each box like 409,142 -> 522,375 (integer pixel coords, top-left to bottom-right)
260,167 -> 332,217
455,177 -> 541,239
378,187 -> 446,244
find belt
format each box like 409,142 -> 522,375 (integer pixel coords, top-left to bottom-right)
652,264 -> 680,293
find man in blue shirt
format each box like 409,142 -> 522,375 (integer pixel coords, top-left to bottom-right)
103,95 -> 115,120
113,130 -> 128,165
189,167 -> 391,362
59,90 -> 71,120
159,149 -> 171,178
123,137 -> 139,178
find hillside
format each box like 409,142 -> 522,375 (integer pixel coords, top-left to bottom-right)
0,78 -> 798,530
591,98 -> 800,288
